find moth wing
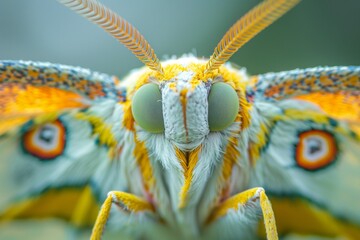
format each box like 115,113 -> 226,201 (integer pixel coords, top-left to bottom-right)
0,61 -> 132,230
247,67 -> 360,238
248,66 -> 360,125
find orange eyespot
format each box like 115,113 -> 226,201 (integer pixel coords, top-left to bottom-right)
22,120 -> 66,160
295,130 -> 337,171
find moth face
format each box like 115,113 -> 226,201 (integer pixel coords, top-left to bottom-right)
161,76 -> 210,147
131,59 -> 241,149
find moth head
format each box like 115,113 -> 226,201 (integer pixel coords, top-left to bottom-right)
129,57 -> 247,149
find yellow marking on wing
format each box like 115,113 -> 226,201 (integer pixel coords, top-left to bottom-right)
0,117 -> 29,135
0,85 -> 86,115
75,112 -> 118,158
296,93 -> 360,122
0,112 -> 61,135
71,186 -> 100,226
273,109 -> 330,124
32,113 -> 60,125
0,187 -> 99,227
276,109 -> 357,139
0,84 -> 87,134
178,146 -> 202,208
0,113 -> 62,136
134,137 -> 155,191
350,123 -> 360,136
249,123 -> 271,165
258,197 -> 360,239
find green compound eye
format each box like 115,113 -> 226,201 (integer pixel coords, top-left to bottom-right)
131,83 -> 165,133
208,82 -> 239,131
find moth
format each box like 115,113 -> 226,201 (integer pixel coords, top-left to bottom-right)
0,0 -> 359,239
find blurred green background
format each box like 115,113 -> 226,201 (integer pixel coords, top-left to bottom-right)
0,0 -> 359,78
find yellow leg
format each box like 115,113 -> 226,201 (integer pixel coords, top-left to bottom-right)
90,191 -> 154,240
208,187 -> 278,240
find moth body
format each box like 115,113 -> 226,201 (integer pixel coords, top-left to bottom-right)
112,56 -> 256,238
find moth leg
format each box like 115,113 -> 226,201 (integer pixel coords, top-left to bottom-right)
208,187 -> 278,240
90,191 -> 154,240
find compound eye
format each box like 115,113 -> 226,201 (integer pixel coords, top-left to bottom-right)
296,130 -> 338,171
208,82 -> 239,131
131,83 -> 164,133
23,120 -> 66,160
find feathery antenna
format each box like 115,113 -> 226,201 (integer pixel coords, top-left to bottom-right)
205,0 -> 301,73
58,0 -> 164,74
